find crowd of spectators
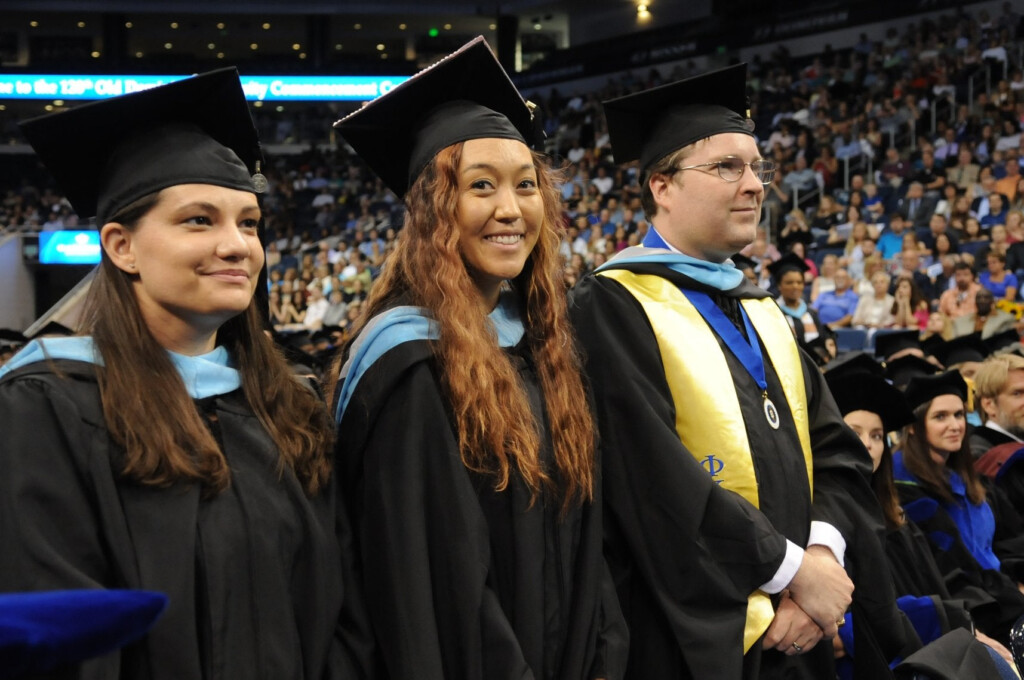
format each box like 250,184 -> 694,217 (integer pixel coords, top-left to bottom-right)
1,3 -> 1023,359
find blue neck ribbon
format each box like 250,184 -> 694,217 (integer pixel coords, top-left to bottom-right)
682,289 -> 768,394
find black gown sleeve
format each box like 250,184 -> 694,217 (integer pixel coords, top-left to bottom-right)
354,360 -> 536,680
0,372 -> 128,679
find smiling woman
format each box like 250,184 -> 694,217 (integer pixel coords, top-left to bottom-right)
0,69 -> 353,677
330,37 -> 626,680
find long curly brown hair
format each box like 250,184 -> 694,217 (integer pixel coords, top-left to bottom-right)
343,142 -> 595,511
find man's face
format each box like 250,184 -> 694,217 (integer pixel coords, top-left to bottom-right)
976,288 -> 995,315
984,370 -> 1024,436
954,268 -> 973,289
991,194 -> 1005,213
901,250 -> 918,271
834,269 -> 850,291
650,132 -> 765,262
930,215 -> 947,235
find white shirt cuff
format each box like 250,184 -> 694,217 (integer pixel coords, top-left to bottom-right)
807,521 -> 846,567
759,540 -> 803,594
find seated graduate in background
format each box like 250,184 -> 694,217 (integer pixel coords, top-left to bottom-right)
0,70 -> 355,677
769,253 -> 830,346
331,37 -> 626,680
894,371 -> 1024,646
824,354 -> 1017,674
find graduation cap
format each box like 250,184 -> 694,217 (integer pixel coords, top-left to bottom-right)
20,68 -> 264,225
985,329 -> 1023,356
0,589 -> 166,677
602,63 -> 754,171
874,330 -> 923,362
731,253 -> 757,273
929,333 -> 989,368
904,370 -> 968,411
801,330 -> 837,367
766,252 -> 810,281
885,354 -> 940,389
824,350 -> 884,378
825,369 -> 914,433
334,36 -> 534,198
0,328 -> 27,345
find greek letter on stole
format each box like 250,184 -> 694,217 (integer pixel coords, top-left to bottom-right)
599,269 -> 813,652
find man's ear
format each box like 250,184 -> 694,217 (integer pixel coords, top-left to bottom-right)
649,173 -> 674,214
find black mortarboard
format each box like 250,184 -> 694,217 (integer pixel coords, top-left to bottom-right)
929,333 -> 989,367
824,350 -> 884,379
731,253 -> 757,272
825,369 -> 914,433
334,36 -> 534,198
767,252 -> 810,281
0,589 -> 166,676
801,331 -> 837,367
874,330 -> 922,361
0,328 -> 27,344
885,354 -> 940,388
602,63 -> 754,171
904,370 -> 968,411
20,68 -> 264,224
985,329 -> 1023,356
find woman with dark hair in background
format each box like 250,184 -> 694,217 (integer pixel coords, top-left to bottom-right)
0,70 -> 353,677
825,359 -> 1016,671
894,371 -> 1024,646
331,38 -> 625,680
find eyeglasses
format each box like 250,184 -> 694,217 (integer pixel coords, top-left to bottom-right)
672,157 -> 776,184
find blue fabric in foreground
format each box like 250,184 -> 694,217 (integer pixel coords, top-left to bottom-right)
0,589 -> 167,679
0,337 -> 241,399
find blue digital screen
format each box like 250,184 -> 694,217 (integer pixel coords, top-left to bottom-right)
38,230 -> 102,265
0,74 -> 407,101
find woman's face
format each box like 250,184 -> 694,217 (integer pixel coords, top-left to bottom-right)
844,410 -> 885,472
104,183 -> 263,337
923,394 -> 966,464
988,255 -> 1003,273
455,137 -> 543,305
779,270 -> 805,303
992,225 -> 1007,243
935,234 -> 950,253
872,272 -> 889,295
926,311 -> 945,332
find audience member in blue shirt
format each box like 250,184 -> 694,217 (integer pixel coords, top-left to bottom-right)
979,251 -> 1019,301
980,193 -> 1009,229
812,268 -> 860,327
877,213 -> 910,260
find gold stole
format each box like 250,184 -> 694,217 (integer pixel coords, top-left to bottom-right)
599,268 -> 813,652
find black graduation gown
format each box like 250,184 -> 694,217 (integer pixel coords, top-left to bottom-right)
0,360 -> 351,679
884,521 -> 989,635
333,336 -> 626,680
894,481 -> 1024,643
569,263 -> 906,680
